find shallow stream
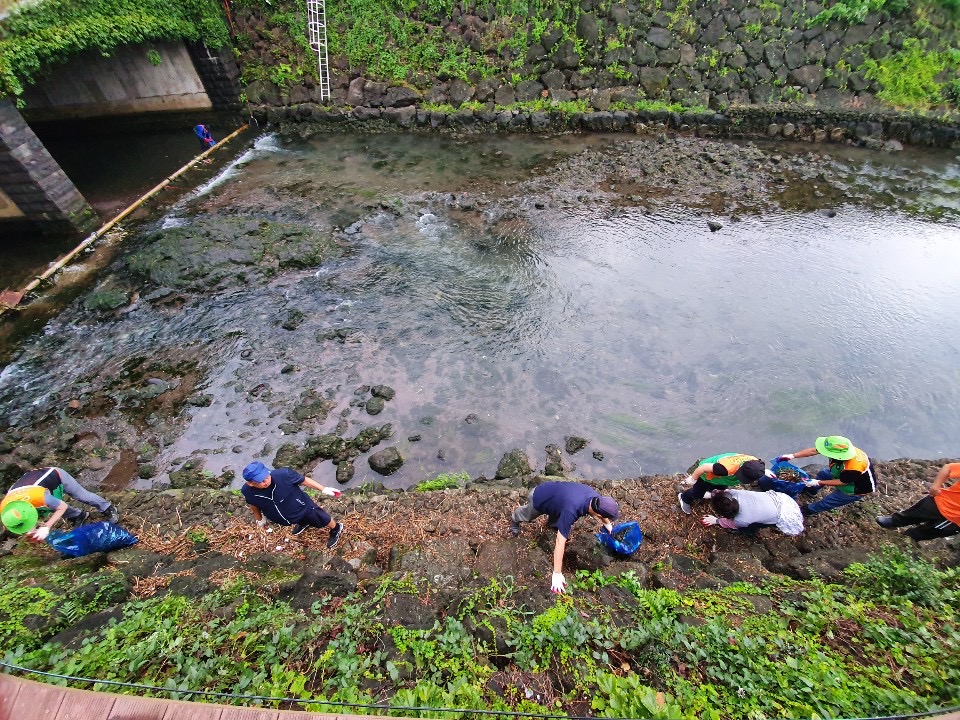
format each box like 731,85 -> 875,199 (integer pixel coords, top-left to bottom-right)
2,131 -> 960,489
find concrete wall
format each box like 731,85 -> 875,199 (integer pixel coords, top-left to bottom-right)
21,41 -> 213,121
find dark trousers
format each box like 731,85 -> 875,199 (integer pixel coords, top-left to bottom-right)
887,496 -> 960,541
297,502 -> 332,529
680,478 -> 725,504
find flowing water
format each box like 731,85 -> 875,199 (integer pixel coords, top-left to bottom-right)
2,131 -> 960,489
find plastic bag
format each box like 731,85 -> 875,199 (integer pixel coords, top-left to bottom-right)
46,521 -> 138,558
757,459 -> 810,499
595,521 -> 643,556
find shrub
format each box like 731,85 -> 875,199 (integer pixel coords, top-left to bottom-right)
861,38 -> 950,108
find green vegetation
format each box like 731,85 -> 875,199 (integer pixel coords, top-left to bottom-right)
0,550 -> 128,648
809,0 -> 910,26
415,471 -> 469,491
861,38 -> 960,108
0,0 -> 229,102
3,548 -> 958,719
295,0 -> 587,86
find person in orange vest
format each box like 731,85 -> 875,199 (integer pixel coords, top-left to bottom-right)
678,452 -> 765,514
876,462 -> 960,541
776,435 -> 875,515
0,467 -> 118,541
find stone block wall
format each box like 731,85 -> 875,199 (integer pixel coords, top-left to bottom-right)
239,0 -> 960,144
187,42 -> 243,112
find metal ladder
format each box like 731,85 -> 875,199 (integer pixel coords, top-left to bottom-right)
307,0 -> 330,101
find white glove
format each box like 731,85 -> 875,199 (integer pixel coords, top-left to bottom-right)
256,516 -> 268,528
700,515 -> 719,527
764,469 -> 776,479
803,479 -> 820,488
603,522 -> 614,534
550,572 -> 567,594
681,475 -> 696,486
31,526 -> 50,541
777,453 -> 795,461
321,487 -> 342,497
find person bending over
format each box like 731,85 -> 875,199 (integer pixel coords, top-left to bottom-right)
700,488 -> 804,536
510,481 -> 619,594
777,436 -> 874,515
1,467 -> 118,541
678,453 -> 765,514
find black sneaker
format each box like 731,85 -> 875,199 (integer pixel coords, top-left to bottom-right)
101,505 -> 119,523
70,510 -> 90,527
509,520 -> 521,537
876,515 -> 896,529
291,523 -> 308,536
327,522 -> 344,549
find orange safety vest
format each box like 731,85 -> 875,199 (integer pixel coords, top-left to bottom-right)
704,453 -> 759,482
829,448 -> 874,494
0,486 -> 50,512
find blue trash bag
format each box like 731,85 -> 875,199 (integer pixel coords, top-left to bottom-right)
757,459 -> 811,499
46,521 -> 138,558
596,521 -> 643,556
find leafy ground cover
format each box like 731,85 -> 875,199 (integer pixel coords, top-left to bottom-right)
2,543 -> 958,719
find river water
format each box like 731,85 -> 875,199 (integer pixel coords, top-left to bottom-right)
2,131 -> 959,489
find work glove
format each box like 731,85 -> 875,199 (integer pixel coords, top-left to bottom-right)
681,475 -> 696,487
777,454 -> 795,462
603,522 -> 614,534
30,526 -> 50,541
700,515 -> 719,527
803,479 -> 820,488
764,469 -> 777,479
321,487 -> 342,497
550,572 -> 567,594
256,516 -> 268,528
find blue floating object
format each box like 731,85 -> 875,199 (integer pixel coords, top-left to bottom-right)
596,521 -> 643,556
46,521 -> 138,558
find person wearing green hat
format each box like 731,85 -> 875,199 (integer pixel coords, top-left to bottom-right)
0,467 -> 118,541
776,436 -> 875,515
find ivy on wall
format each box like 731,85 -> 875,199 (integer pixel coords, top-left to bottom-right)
0,0 -> 230,102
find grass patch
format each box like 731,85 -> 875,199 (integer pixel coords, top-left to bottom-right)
415,471 -> 468,491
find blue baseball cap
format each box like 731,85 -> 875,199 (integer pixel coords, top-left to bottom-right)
242,461 -> 271,483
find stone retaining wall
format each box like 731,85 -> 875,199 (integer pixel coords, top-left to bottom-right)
239,0 -> 960,146
253,101 -> 960,148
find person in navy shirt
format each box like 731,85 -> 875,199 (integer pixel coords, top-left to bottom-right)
510,481 -> 619,594
241,462 -> 344,548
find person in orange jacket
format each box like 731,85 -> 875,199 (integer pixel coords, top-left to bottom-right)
876,462 -> 960,541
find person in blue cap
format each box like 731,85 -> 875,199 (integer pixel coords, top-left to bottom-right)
241,461 -> 344,548
510,481 -> 619,594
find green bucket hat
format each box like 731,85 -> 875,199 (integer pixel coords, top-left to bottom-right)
1,500 -> 39,534
816,435 -> 857,461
